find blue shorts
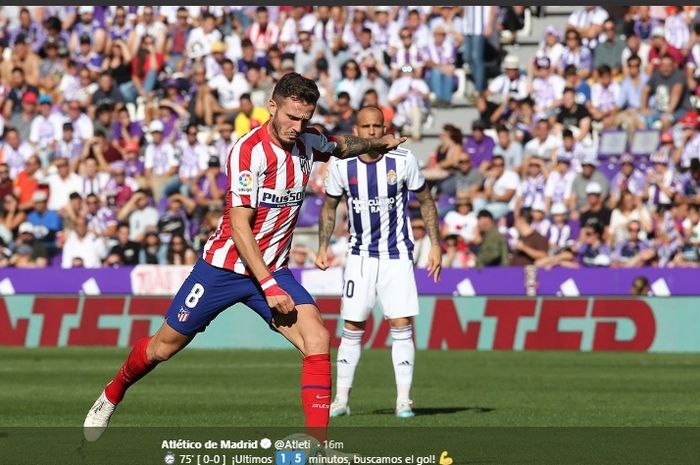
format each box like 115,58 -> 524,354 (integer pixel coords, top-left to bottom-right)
164,258 -> 317,336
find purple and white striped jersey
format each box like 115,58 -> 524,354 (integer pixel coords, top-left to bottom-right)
658,210 -> 683,266
0,142 -> 34,178
80,173 -> 111,198
567,7 -> 608,48
176,139 -> 209,180
370,21 -> 400,49
646,169 -> 681,209
545,170 -> 576,205
532,74 -> 566,112
423,41 -> 455,67
547,222 -> 573,249
516,174 -> 546,210
144,142 -> 178,176
590,82 -> 621,113
611,169 -> 646,197
681,133 -> 700,168
664,13 -> 690,50
560,47 -> 593,73
86,206 -> 117,236
391,43 -> 425,70
325,148 -> 425,260
462,6 -> 492,36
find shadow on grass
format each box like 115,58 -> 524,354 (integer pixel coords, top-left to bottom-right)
369,406 -> 495,416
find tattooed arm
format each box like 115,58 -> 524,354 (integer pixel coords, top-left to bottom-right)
315,194 -> 343,270
331,133 -> 408,159
414,184 -> 442,282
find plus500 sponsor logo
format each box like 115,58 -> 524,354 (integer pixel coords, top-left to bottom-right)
352,197 -> 396,213
260,188 -> 305,208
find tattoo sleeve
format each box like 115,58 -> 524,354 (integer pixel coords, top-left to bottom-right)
319,195 -> 342,248
415,186 -> 440,247
332,135 -> 376,159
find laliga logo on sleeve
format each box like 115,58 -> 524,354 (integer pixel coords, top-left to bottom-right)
238,170 -> 254,193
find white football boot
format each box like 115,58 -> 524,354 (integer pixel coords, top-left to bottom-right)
83,390 -> 117,442
395,399 -> 415,418
329,397 -> 350,417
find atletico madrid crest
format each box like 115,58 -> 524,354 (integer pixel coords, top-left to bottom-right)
177,307 -> 191,322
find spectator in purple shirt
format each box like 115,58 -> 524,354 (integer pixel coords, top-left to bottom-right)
237,38 -> 268,74
463,119 -> 495,171
632,6 -> 660,41
85,193 -> 117,239
155,102 -> 185,144
612,219 -> 656,267
74,35 -> 104,75
112,107 -> 144,155
609,153 -> 647,207
104,161 -> 139,207
108,6 -> 133,44
55,122 -> 84,172
576,218 -> 612,267
560,29 -> 593,80
121,141 -> 146,182
71,6 -> 107,54
191,156 -> 227,220
163,79 -> 187,107
535,217 -> 611,268
10,8 -> 46,54
41,16 -> 70,54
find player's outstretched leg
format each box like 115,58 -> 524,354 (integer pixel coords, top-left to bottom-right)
273,304 -> 331,443
390,318 -> 415,418
83,322 -> 191,442
331,321 -> 366,417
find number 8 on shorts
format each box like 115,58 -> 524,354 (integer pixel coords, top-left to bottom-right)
185,283 -> 205,308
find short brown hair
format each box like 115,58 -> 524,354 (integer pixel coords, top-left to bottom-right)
272,72 -> 320,106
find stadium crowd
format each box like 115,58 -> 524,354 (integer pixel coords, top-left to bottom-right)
0,5 -> 699,270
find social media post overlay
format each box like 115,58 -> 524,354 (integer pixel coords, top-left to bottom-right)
4,428 -> 700,465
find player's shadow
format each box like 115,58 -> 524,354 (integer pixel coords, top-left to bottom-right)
371,406 -> 494,416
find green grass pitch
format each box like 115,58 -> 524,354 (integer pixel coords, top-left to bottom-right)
2,347 -> 700,428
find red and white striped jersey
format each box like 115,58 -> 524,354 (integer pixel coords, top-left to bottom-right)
203,121 -> 337,274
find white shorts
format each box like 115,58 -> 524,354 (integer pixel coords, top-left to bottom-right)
340,254 -> 420,322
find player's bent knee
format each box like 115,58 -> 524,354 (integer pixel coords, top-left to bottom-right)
302,325 -> 331,356
150,341 -> 180,362
148,323 -> 191,362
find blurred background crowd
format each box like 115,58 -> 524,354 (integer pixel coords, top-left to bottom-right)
0,5 -> 698,270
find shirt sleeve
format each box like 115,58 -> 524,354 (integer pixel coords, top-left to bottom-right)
304,127 -> 338,163
506,171 -> 520,190
167,145 -> 178,168
143,146 -> 154,170
324,159 -> 344,198
487,75 -> 502,94
228,138 -> 262,208
405,151 -> 426,191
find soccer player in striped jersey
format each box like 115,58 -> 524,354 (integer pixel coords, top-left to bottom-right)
315,106 -> 442,418
83,73 -> 407,442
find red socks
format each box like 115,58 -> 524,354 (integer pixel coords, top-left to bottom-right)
301,353 -> 331,443
102,340 -> 331,442
104,336 -> 157,405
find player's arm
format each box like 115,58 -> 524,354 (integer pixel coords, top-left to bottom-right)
315,194 -> 342,270
413,184 -> 442,283
330,133 -> 408,159
229,206 -> 295,314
